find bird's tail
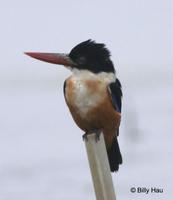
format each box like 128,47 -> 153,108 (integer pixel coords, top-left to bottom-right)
107,137 -> 122,172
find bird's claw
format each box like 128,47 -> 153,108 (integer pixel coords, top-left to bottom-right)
82,133 -> 88,141
95,131 -> 101,142
83,130 -> 101,142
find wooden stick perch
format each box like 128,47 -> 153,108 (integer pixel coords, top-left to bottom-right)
84,132 -> 116,200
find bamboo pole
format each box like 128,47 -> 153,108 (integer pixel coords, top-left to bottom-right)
84,132 -> 116,200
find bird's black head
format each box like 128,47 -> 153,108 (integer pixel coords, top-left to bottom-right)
25,40 -> 115,74
69,40 -> 115,74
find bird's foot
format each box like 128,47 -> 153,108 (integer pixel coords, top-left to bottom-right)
94,130 -> 101,142
82,133 -> 88,141
82,130 -> 101,142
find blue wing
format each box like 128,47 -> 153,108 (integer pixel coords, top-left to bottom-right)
108,78 -> 122,113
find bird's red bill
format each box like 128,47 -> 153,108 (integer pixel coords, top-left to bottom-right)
24,52 -> 74,66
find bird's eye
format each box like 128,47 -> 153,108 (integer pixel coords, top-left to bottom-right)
76,56 -> 86,65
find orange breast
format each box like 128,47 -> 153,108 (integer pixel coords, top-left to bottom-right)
64,75 -> 121,147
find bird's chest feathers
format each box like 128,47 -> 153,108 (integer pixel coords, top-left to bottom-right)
65,71 -> 115,116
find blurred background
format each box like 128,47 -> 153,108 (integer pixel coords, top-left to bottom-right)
0,0 -> 173,199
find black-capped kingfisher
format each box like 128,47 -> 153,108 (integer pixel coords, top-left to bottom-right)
25,40 -> 123,172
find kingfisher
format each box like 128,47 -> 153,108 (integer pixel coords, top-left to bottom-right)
25,40 -> 122,172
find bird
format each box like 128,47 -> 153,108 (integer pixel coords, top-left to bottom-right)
25,40 -> 123,172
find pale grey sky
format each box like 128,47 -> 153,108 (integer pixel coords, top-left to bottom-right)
1,1 -> 173,199
0,0 -> 173,85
